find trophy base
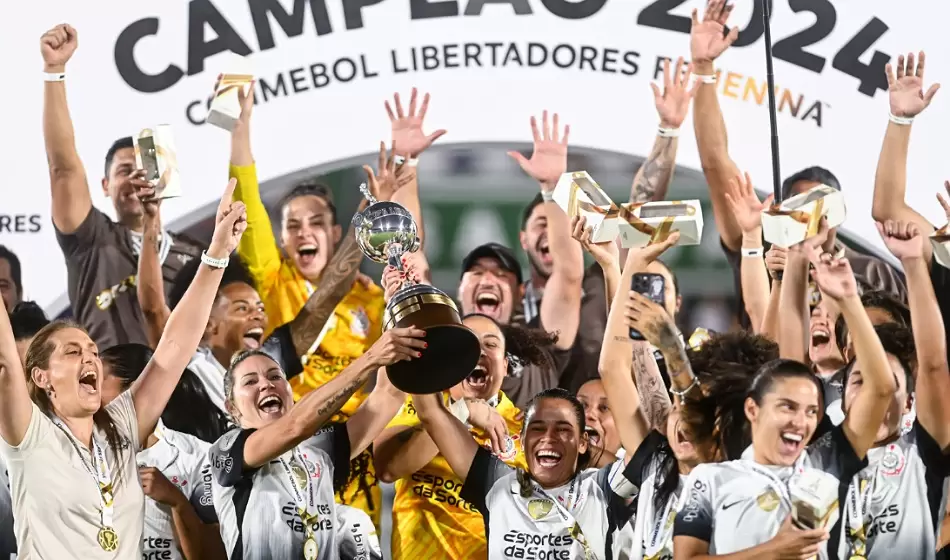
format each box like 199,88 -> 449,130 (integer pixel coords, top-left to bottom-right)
384,285 -> 481,394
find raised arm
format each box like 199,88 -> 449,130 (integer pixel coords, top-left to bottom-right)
386,87 -> 447,249
40,25 -> 93,235
871,52 -> 940,266
878,220 -> 950,448
134,182 -> 171,349
412,392 -> 481,482
343,368 -> 406,460
509,112 -> 583,348
0,294 -> 33,446
598,237 -> 680,454
690,2 -> 742,251
807,245 -> 896,459
724,173 -> 774,333
759,247 -> 786,339
228,82 -> 283,287
777,221 -> 829,362
242,327 -> 426,468
569,215 -> 620,309
131,180 -> 247,443
628,57 -> 696,204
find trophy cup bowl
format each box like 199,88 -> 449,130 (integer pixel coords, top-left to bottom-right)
352,188 -> 481,394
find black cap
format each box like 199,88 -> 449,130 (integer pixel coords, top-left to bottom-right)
460,243 -> 523,285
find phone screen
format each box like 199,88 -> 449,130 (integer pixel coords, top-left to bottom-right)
629,273 -> 666,340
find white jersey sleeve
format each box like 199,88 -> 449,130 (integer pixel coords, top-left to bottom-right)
673,463 -> 716,544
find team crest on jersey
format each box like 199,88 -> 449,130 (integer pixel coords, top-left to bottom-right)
349,307 -> 370,339
301,454 -> 322,479
170,475 -> 188,489
528,498 -> 553,520
757,489 -> 780,512
881,444 -> 905,476
496,435 -> 517,461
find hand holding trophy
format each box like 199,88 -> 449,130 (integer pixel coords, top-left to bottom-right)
351,185 -> 480,394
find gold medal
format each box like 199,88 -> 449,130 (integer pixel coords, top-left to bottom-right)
97,526 -> 119,551
303,535 -> 318,560
527,499 -> 554,520
292,463 -> 308,488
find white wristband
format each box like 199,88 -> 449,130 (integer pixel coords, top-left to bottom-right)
695,73 -> 717,84
393,155 -> 420,167
201,251 -> 230,269
658,127 -> 680,138
540,189 -> 555,203
448,399 -> 470,425
888,112 -> 914,126
44,72 -> 66,82
742,247 -> 764,258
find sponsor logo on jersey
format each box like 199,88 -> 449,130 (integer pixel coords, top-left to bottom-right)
199,464 -> 214,507
410,471 -> 477,512
502,530 -> 574,559
281,501 -> 334,534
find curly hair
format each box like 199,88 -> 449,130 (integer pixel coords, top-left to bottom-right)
679,331 -> 780,462
463,313 -> 559,374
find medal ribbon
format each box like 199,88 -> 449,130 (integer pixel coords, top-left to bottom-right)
643,491 -> 678,559
846,445 -> 898,559
278,449 -> 319,539
52,418 -> 115,531
530,477 -> 596,560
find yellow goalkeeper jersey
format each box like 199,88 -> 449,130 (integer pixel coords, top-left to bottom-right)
230,163 -> 386,526
387,393 -> 526,559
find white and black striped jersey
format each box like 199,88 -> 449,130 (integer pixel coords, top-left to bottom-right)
613,431 -> 683,560
137,425 -> 217,559
209,424 -> 350,560
335,504 -> 382,559
459,446 -> 640,559
838,421 -> 950,560
675,425 -> 865,559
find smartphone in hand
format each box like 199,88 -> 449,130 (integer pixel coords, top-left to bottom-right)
629,273 -> 666,340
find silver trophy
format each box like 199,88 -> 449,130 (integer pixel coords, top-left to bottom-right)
352,184 -> 480,394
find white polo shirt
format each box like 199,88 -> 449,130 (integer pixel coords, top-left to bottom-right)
0,391 -> 145,559
138,423 -> 217,559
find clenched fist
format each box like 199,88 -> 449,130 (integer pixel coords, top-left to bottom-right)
40,24 -> 78,72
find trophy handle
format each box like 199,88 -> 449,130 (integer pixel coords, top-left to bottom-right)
358,182 -> 378,205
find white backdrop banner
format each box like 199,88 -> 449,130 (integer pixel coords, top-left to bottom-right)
0,0 -> 947,309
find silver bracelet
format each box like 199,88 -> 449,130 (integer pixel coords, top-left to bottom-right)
200,251 -> 230,269
669,376 -> 700,398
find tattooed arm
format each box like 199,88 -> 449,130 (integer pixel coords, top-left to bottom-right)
626,290 -> 698,405
632,343 -> 673,433
287,202 -> 367,355
240,327 -> 425,468
629,136 -> 678,204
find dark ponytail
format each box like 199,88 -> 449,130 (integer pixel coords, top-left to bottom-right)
678,332 -> 780,462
